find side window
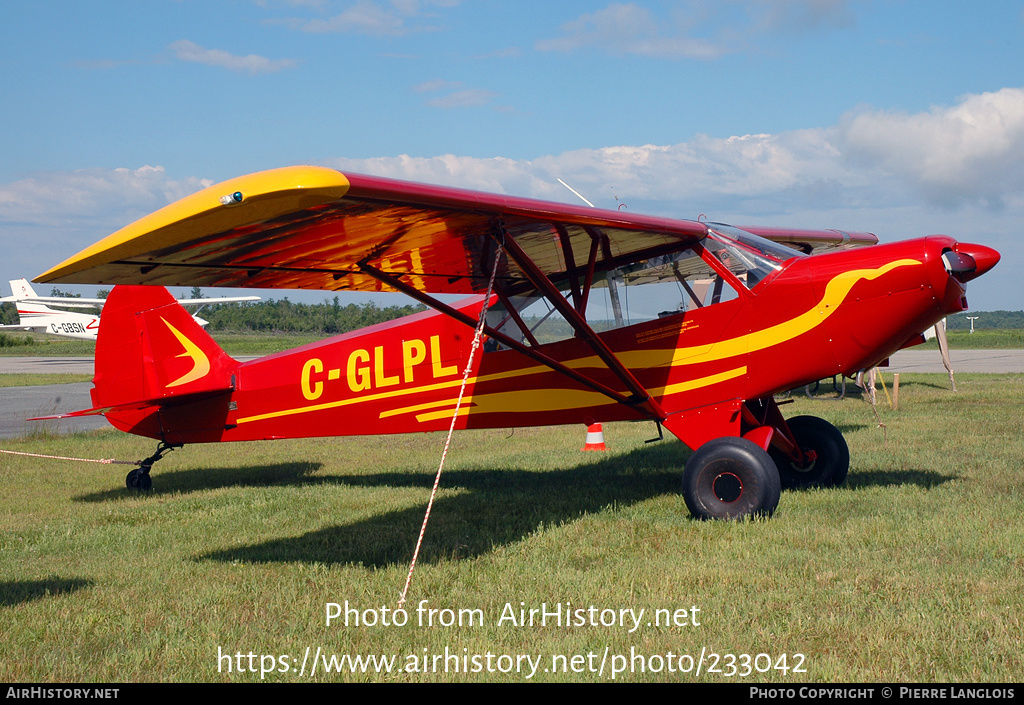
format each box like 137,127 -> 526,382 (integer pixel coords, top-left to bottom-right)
481,242 -> 748,350
618,245 -> 740,317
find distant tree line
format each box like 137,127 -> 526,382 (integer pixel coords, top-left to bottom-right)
947,311 -> 1024,330
199,297 -> 426,334
3,291 -> 1022,335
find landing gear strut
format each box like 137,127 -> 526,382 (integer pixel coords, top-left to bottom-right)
125,441 -> 182,491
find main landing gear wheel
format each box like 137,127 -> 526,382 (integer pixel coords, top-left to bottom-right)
125,468 -> 152,491
770,415 -> 849,489
682,437 -> 781,520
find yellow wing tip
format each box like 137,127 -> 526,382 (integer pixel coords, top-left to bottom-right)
37,165 -> 351,283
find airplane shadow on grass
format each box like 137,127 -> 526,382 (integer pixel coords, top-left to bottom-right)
68,438 -> 958,567
199,443 -> 688,569
74,462 -> 324,502
0,577 -> 93,608
845,467 -> 955,490
194,441 -> 958,569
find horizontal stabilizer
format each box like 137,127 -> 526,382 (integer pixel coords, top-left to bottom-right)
30,387 -> 234,421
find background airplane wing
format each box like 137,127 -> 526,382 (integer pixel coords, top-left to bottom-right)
740,225 -> 877,253
177,296 -> 261,306
36,166 -> 709,297
1,298 -> 101,309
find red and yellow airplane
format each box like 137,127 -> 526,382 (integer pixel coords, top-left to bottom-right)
34,166 -> 999,520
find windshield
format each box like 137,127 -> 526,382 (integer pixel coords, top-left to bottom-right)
705,224 -> 804,289
708,224 -> 807,262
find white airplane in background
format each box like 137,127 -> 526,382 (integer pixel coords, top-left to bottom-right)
0,278 -> 259,341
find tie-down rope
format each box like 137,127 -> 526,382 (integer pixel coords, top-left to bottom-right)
0,448 -> 138,465
398,246 -> 502,609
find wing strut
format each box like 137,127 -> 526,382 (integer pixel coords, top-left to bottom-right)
491,222 -> 668,422
357,261 -> 660,419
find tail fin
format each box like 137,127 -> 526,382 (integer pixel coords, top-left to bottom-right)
4,279 -> 63,330
9,278 -> 39,300
92,286 -> 237,409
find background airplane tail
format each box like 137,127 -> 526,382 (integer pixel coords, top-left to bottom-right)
92,286 -> 238,410
6,278 -> 55,322
8,278 -> 39,300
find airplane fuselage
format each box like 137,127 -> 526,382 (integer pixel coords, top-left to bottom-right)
100,234 -> 981,454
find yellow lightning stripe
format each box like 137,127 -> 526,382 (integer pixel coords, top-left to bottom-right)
650,366 -> 748,397
554,259 -> 923,372
235,374 -> 474,424
671,259 -> 920,364
162,318 -> 211,388
417,407 -> 472,423
236,260 -> 916,425
379,397 -> 466,419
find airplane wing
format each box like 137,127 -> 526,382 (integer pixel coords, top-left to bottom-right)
740,225 -> 877,254
1,295 -> 258,307
36,166 -> 710,297
0,297 -> 101,309
35,166 -> 876,294
177,296 -> 261,306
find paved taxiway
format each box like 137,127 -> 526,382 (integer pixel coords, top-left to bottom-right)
1,350 -> 1022,439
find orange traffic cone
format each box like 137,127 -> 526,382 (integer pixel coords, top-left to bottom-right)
582,423 -> 606,451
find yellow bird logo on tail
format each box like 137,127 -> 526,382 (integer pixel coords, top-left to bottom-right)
161,317 -> 211,387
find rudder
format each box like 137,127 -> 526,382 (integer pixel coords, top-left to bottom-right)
92,286 -> 237,409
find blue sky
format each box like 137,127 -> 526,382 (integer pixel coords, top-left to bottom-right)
2,0 -> 1024,313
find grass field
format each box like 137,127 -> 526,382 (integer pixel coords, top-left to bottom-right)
924,329 -> 1024,349
0,373 -> 92,388
1,374 -> 1022,682
0,332 -> 324,357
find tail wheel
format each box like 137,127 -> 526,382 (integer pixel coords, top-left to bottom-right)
125,468 -> 152,491
682,437 -> 781,520
770,415 -> 849,489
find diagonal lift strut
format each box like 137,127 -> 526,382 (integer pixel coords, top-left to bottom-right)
356,225 -> 669,423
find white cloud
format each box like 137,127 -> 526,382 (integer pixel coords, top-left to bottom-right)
752,0 -> 858,33
322,154 -> 554,198
169,40 -> 297,74
300,0 -> 407,35
4,88 -> 1022,308
426,89 -> 498,109
414,80 -> 499,109
536,2 -> 730,60
329,89 -> 1024,217
294,0 -> 459,36
0,166 -> 210,230
7,89 -> 1023,230
836,88 -> 1024,208
537,1 -> 862,59
413,79 -> 463,93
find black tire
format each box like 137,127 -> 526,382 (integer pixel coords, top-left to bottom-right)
770,415 -> 849,489
125,469 -> 153,491
682,437 -> 782,520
